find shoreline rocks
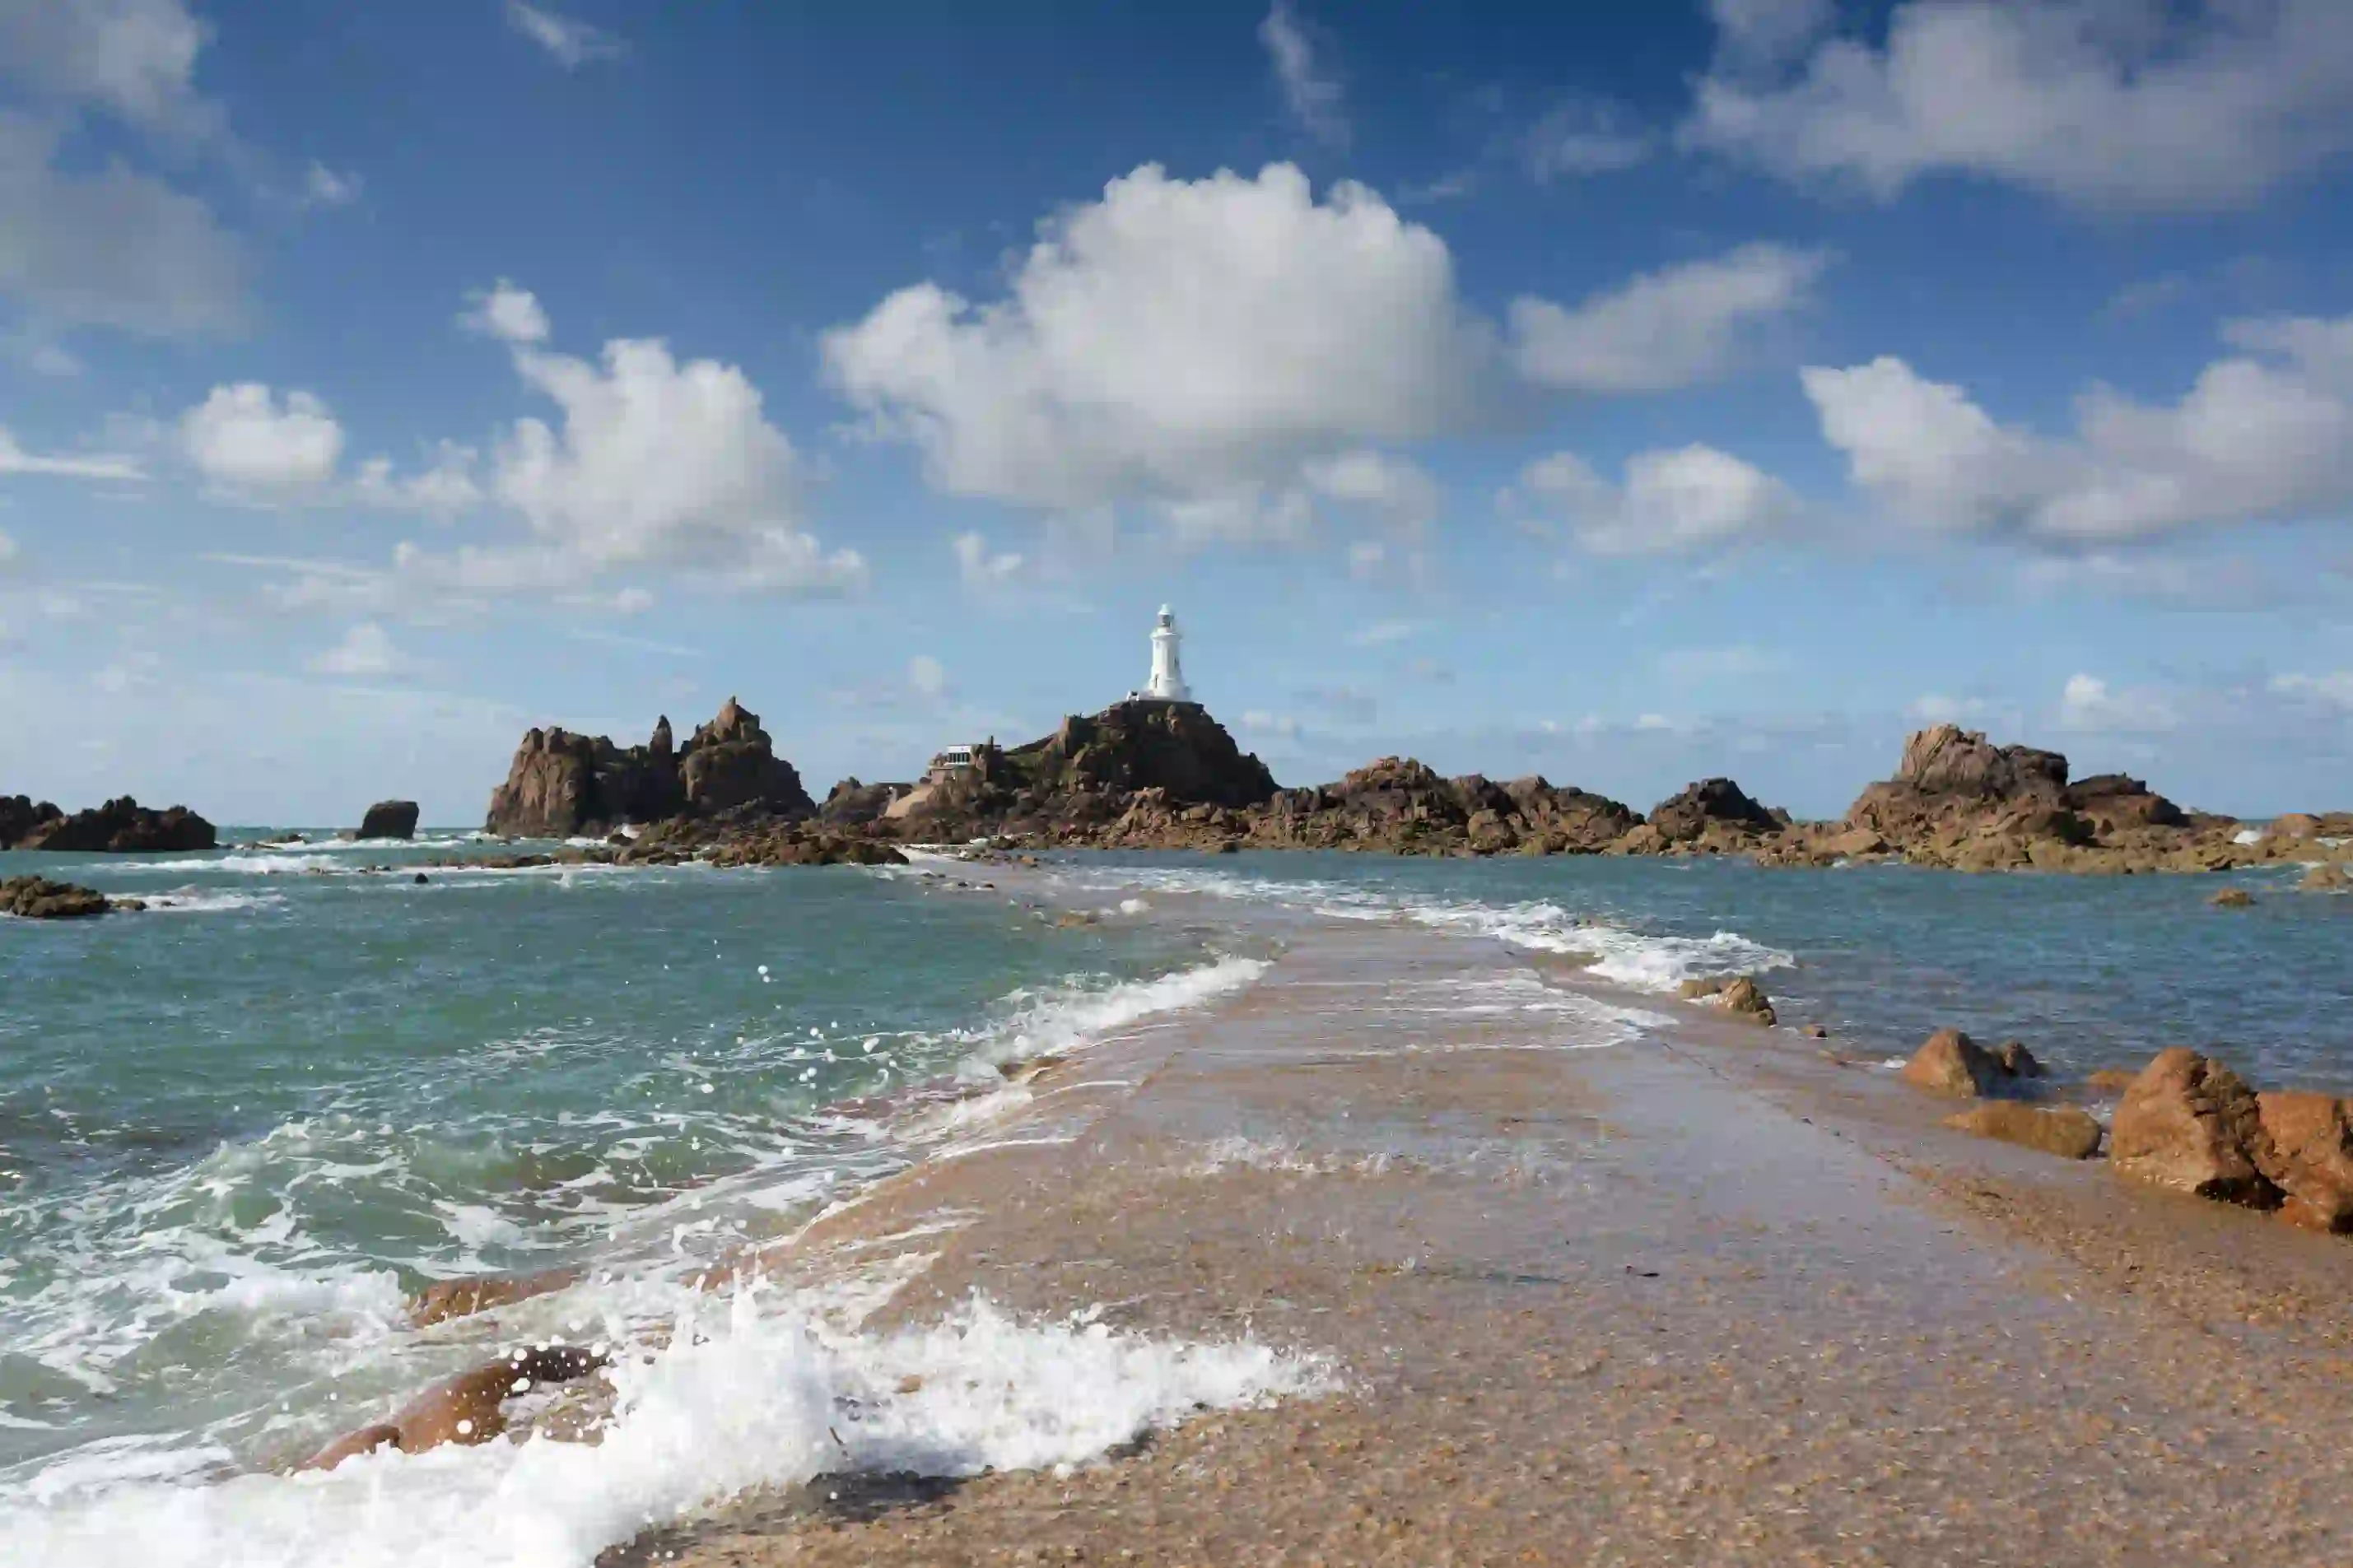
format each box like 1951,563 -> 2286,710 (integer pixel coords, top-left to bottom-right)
2110,1049 -> 2280,1209
1942,1102 -> 2104,1160
1899,1029 -> 2011,1098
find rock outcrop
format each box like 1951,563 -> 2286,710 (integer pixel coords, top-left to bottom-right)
1,796 -> 216,854
1826,724 -> 2279,874
1646,778 -> 1782,845
484,700 -> 812,837
2110,1049 -> 2281,1208
1074,758 -> 1638,857
818,779 -> 911,829
358,800 -> 421,840
2253,1093 -> 2353,1233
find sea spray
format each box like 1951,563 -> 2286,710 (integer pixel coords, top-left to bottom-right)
0,1291 -> 1326,1568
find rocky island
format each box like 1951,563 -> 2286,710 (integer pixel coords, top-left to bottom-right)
1,795 -> 217,854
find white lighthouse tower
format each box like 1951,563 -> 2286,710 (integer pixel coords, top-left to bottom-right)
1135,604 -> 1193,704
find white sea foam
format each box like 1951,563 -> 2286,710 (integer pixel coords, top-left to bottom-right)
1,1291 -> 1324,1568
135,890 -> 282,914
1060,866 -> 1791,995
964,954 -> 1270,1071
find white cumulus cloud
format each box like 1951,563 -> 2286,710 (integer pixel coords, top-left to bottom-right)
354,443 -> 482,519
822,163 -> 1494,515
179,384 -> 345,494
1509,444 -> 1796,555
1684,0 -> 2353,212
462,279 -> 551,345
1804,313 -> 2353,543
1509,243 -> 1829,393
952,529 -> 1025,591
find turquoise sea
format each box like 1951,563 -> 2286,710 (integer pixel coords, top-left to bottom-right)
2,835 -> 2346,1562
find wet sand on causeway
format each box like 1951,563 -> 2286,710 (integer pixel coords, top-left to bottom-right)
612,891 -> 2353,1567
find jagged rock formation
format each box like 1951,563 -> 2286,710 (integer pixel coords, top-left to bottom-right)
358,800 -> 421,840
483,698 -> 812,837
0,796 -> 216,854
1829,724 -> 2200,870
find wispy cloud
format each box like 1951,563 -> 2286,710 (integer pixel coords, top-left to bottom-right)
1258,1 -> 1347,148
506,2 -> 627,68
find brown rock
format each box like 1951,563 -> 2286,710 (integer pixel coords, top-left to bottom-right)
1942,1103 -> 2104,1160
1802,1024 -> 1829,1040
2085,1068 -> 2140,1094
1,875 -> 113,919
1997,1040 -> 2044,1078
410,1267 -> 580,1327
2299,863 -> 2349,893
9,797 -> 216,854
2110,1048 -> 2281,1207
1715,976 -> 1777,1027
1899,1029 -> 2005,1098
2208,887 -> 2255,909
2253,1093 -> 2353,1233
1646,778 -> 1780,844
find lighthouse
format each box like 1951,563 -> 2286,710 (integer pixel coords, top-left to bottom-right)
1135,604 -> 1193,704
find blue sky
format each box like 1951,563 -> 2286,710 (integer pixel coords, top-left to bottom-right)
4,0 -> 2353,824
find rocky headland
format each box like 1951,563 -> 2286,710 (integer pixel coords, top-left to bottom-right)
0,795 -> 217,854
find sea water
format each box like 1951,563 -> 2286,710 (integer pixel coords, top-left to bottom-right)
0,836 -> 1299,1565
4,835 -> 2347,1563
1060,849 -> 2353,1087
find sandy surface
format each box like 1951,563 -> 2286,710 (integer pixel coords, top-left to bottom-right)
600,883 -> 2353,1567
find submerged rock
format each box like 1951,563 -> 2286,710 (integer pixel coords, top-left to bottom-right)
1942,1102 -> 2104,1160
1997,1040 -> 2045,1078
2300,863 -> 2350,894
2208,887 -> 2255,909
2110,1049 -> 2281,1209
1678,974 -> 1777,1027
